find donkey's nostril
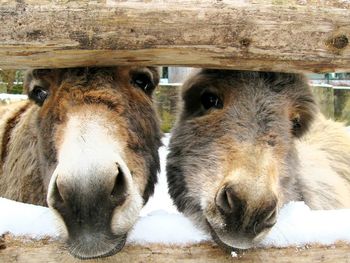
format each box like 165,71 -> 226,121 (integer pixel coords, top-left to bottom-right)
110,166 -> 128,206
50,178 -> 65,209
263,206 -> 277,227
215,185 -> 241,214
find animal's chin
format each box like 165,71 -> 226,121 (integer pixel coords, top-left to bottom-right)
206,220 -> 256,251
68,233 -> 127,260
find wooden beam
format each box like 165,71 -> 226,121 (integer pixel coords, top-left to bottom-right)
0,1 -> 349,72
1,236 -> 350,262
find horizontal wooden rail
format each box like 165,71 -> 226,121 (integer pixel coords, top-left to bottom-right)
0,236 -> 350,262
0,1 -> 349,72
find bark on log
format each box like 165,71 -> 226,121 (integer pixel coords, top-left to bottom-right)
0,1 -> 349,72
0,236 -> 350,263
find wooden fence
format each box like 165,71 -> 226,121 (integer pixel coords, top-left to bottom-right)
0,0 -> 350,262
0,1 -> 349,72
1,235 -> 350,263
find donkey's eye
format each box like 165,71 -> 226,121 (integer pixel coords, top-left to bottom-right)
201,92 -> 223,110
132,73 -> 154,93
29,86 -> 49,106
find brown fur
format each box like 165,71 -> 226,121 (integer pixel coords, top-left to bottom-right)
1,102 -> 30,165
167,69 -> 350,250
0,67 -> 161,205
0,67 -> 162,258
0,102 -> 45,205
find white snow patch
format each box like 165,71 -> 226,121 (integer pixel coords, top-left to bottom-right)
261,201 -> 350,247
231,251 -> 238,258
128,210 -> 209,244
0,134 -> 350,247
0,197 -> 58,238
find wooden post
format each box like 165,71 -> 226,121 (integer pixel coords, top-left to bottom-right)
155,83 -> 180,132
0,1 -> 349,72
311,85 -> 335,119
334,88 -> 350,125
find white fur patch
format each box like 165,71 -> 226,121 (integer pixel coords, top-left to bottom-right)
47,168 -> 69,240
47,110 -> 143,236
56,113 -> 126,180
111,184 -> 143,235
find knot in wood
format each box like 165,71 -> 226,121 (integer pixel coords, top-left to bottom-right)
328,35 -> 349,50
239,38 -> 251,48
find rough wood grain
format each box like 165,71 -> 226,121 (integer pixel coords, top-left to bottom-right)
0,236 -> 350,263
0,0 -> 349,72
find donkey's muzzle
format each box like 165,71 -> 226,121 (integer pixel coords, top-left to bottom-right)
48,164 -> 129,258
215,184 -> 278,235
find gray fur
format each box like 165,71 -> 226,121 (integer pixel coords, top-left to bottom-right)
167,69 -> 350,250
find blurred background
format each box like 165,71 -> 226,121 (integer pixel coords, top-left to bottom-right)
1,67 -> 350,132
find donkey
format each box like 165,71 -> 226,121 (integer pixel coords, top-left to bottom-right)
167,69 -> 350,251
0,67 -> 162,259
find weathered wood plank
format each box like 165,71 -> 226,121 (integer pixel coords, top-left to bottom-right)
0,1 -> 349,72
0,236 -> 350,263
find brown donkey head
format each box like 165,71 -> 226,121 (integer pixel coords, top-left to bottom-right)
167,70 -> 316,250
24,67 -> 161,259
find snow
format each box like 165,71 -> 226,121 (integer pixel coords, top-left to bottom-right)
0,134 -> 350,247
261,202 -> 350,247
231,251 -> 238,258
128,210 -> 209,244
0,197 -> 57,238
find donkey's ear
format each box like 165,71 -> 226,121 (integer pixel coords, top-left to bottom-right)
286,75 -> 317,138
266,72 -> 317,138
24,69 -> 55,106
130,67 -> 160,96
